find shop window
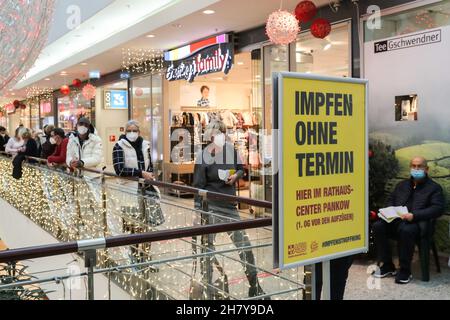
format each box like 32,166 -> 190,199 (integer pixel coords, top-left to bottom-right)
364,0 -> 450,42
58,92 -> 93,132
40,99 -> 54,127
395,94 -> 418,122
295,21 -> 350,77
30,101 -> 40,131
131,74 -> 164,177
263,44 -> 289,131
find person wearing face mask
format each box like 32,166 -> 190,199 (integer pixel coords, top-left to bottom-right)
112,120 -> 163,271
66,117 -> 103,170
5,127 -> 25,158
193,120 -> 268,299
47,128 -> 69,166
372,156 -> 445,284
40,125 -> 56,159
0,126 -> 10,152
12,128 -> 39,179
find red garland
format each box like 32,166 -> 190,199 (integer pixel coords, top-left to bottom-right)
311,18 -> 331,39
295,1 -> 317,23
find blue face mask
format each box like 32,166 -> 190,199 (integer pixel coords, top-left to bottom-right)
411,169 -> 426,180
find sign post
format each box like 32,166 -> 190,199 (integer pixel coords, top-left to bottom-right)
273,72 -> 369,299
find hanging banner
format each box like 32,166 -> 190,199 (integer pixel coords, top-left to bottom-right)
273,72 -> 369,269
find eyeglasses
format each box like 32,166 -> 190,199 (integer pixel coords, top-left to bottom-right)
126,130 -> 139,133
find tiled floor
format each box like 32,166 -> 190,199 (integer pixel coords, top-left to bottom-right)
345,256 -> 450,300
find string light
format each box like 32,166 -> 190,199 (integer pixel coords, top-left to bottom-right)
121,48 -> 164,75
25,87 -> 54,102
0,159 -> 303,300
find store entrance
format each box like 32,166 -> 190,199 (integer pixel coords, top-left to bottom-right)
165,52 -> 264,213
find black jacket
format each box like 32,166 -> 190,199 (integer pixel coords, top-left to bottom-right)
41,135 -> 56,159
387,177 -> 445,222
0,134 -> 10,152
12,139 -> 39,179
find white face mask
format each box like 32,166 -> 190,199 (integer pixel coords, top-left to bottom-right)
50,137 -> 57,145
77,126 -> 89,135
126,132 -> 139,142
213,133 -> 225,148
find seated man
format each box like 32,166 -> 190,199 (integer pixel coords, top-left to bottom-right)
373,156 -> 445,284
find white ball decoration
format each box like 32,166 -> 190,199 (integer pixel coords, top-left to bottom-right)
0,0 -> 56,93
266,10 -> 300,45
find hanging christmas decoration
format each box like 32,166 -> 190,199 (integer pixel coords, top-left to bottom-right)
60,85 -> 71,96
20,103 -> 27,110
82,83 -> 96,100
135,88 -> 144,97
13,100 -> 20,108
311,18 -> 331,39
122,48 -> 164,74
72,79 -> 82,88
26,87 -> 53,101
0,0 -> 56,93
266,10 -> 300,45
295,1 -> 317,23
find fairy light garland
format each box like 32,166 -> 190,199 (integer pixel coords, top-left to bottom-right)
0,159 -> 304,300
121,48 -> 164,75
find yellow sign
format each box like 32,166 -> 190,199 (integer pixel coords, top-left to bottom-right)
273,73 -> 368,269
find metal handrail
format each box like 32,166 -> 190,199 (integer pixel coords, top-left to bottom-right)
0,218 -> 272,264
0,152 -> 272,209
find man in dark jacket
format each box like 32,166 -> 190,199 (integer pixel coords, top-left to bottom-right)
373,156 -> 445,284
0,126 -> 10,152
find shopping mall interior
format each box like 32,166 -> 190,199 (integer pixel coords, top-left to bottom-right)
0,0 -> 449,302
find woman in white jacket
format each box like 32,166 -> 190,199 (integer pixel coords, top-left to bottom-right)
5,127 -> 25,157
66,117 -> 103,169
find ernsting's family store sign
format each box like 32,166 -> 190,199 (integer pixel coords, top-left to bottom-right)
164,34 -> 234,82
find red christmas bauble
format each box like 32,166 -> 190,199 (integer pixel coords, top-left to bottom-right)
20,103 -> 27,110
72,78 -> 82,88
135,88 -> 143,97
13,100 -> 20,107
311,18 -> 331,39
60,85 -> 71,96
369,150 -> 374,158
295,1 -> 317,23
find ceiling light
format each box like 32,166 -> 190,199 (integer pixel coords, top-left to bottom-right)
237,62 -> 244,65
45,78 -> 51,81
80,63 -> 88,66
146,34 -> 156,38
203,10 -> 215,15
172,23 -> 182,28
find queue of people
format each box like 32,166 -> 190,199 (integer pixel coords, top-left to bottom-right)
1,117 -> 444,299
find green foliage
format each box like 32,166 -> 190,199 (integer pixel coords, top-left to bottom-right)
369,140 -> 399,210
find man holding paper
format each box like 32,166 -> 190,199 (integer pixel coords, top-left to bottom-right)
372,156 -> 445,284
